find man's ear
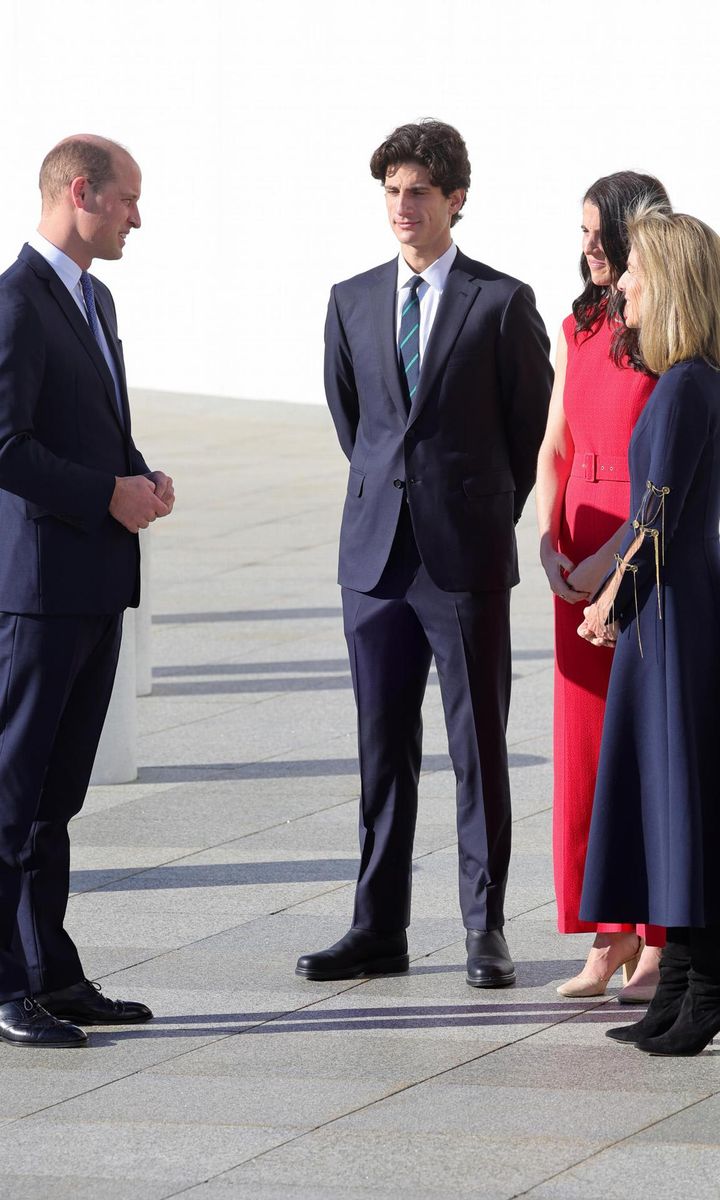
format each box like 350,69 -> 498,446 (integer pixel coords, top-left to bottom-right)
69,176 -> 91,211
449,188 -> 466,215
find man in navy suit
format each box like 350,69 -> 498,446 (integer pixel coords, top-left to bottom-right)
297,120 -> 552,986
0,135 -> 174,1046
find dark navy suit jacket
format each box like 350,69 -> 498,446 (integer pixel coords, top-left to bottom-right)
324,249 -> 553,593
0,244 -> 148,614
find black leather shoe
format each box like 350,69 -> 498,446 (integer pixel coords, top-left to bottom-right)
0,998 -> 87,1047
35,979 -> 153,1025
466,928 -> 516,988
296,928 -> 409,981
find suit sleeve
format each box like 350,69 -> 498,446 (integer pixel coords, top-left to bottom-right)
130,439 -> 150,475
497,283 -> 553,522
324,286 -> 359,461
612,368 -> 709,619
0,292 -> 115,530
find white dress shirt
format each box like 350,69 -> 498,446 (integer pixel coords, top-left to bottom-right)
26,231 -> 124,417
395,241 -> 458,362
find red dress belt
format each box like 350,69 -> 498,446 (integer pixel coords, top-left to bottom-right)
570,451 -> 630,482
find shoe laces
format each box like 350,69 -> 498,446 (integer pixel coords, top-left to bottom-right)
23,997 -> 61,1025
86,978 -> 124,1012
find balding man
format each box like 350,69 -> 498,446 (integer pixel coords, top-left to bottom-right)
0,135 -> 174,1047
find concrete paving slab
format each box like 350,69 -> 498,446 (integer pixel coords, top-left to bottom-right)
0,1117 -> 305,1188
338,1078 -> 701,1140
0,1178 -> 174,1200
204,1128 -> 609,1200
523,1143 -> 720,1199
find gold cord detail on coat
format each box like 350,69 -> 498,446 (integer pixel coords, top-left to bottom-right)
633,480 -> 670,621
612,555 -> 643,656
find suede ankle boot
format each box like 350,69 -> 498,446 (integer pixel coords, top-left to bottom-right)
606,938 -> 690,1045
635,968 -> 720,1056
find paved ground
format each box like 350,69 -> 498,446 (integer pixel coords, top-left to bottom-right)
0,391 -> 718,1199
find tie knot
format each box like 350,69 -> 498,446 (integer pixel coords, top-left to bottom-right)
407,275 -> 423,294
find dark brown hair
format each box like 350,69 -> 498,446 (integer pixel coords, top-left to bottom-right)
370,119 -> 470,226
573,170 -> 671,370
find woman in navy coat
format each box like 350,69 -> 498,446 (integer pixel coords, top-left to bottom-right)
578,207 -> 720,1055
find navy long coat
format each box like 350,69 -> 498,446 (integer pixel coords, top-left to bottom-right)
580,357 -> 720,928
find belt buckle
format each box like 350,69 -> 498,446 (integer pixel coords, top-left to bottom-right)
583,452 -> 596,482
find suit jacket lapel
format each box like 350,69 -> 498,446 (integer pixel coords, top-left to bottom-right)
408,254 -> 481,424
94,291 -> 130,432
20,245 -> 124,432
369,261 -> 408,423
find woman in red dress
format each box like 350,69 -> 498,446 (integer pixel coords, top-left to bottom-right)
536,172 -> 670,999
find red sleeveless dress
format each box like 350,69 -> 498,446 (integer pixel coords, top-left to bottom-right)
553,312 -> 663,942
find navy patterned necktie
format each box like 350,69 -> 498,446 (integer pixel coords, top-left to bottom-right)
80,270 -> 103,344
398,274 -> 423,407
79,270 -> 125,426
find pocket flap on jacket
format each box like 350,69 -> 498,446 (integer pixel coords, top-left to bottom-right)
462,473 -> 515,498
347,469 -> 365,498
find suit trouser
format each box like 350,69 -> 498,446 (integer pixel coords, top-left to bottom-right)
341,504 -> 512,932
0,612 -> 122,1001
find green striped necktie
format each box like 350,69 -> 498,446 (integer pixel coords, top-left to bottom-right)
398,274 -> 423,407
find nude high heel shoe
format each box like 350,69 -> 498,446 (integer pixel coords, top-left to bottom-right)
557,934 -> 642,998
617,942 -> 661,1003
621,945 -> 643,985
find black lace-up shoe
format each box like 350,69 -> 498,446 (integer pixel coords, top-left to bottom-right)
36,979 -> 153,1025
0,998 -> 87,1046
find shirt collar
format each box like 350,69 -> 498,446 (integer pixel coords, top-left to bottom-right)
27,231 -> 83,294
397,241 -> 458,292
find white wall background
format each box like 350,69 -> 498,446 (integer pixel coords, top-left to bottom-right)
1,0 -> 719,404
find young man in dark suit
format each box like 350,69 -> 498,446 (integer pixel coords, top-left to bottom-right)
297,120 -> 552,987
0,135 -> 174,1046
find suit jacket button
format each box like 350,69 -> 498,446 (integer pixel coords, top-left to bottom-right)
393,479 -> 405,489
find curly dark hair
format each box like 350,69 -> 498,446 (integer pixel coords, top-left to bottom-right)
573,170 -> 671,370
369,119 -> 470,226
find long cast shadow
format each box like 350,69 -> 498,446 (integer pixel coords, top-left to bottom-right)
153,607 -> 342,624
135,751 -> 547,784
70,858 -> 360,890
88,997 -> 631,1041
153,660 -> 350,677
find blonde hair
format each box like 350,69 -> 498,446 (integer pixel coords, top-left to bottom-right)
627,206 -> 720,375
